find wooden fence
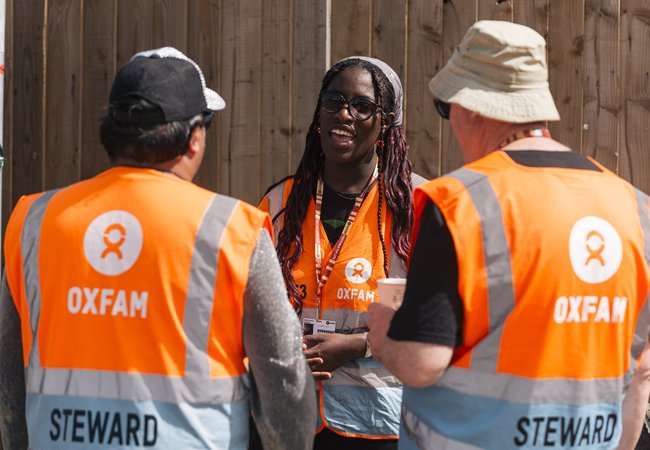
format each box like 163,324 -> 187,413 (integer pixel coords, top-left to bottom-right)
1,1 -> 650,448
3,0 -> 650,228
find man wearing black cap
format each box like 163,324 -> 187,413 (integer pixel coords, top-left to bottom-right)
0,47 -> 315,450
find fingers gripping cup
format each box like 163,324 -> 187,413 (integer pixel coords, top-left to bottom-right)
376,278 -> 407,309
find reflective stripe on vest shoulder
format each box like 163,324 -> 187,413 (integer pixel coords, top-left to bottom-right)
387,173 -> 426,278
410,172 -> 428,189
632,188 -> 650,359
22,189 -> 60,368
634,188 -> 650,266
266,180 -> 288,244
448,167 -> 515,372
184,194 -> 237,378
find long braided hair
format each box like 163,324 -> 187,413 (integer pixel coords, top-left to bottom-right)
273,58 -> 414,311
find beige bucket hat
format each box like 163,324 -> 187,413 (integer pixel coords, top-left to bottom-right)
428,20 -> 560,123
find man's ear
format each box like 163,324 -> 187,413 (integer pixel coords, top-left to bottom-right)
186,126 -> 205,156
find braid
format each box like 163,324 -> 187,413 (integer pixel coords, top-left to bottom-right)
376,136 -> 389,278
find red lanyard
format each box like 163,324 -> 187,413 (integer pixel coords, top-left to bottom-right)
314,166 -> 378,317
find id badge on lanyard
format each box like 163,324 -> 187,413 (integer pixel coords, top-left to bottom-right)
302,317 -> 336,336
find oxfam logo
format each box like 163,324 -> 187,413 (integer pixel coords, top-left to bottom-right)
345,258 -> 372,284
83,211 -> 143,276
569,216 -> 623,284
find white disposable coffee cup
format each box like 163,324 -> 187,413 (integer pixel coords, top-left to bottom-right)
376,278 -> 407,308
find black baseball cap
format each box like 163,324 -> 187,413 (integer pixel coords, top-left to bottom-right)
108,47 -> 225,124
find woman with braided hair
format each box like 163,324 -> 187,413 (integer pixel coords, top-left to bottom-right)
259,57 -> 425,449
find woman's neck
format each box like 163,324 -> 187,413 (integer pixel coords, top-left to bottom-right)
322,153 -> 378,193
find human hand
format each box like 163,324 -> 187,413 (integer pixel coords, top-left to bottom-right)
303,333 -> 366,380
302,341 -> 329,380
616,340 -> 650,450
367,302 -> 395,362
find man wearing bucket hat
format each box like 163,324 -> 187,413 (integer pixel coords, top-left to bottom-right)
368,21 -> 650,450
0,47 -> 315,449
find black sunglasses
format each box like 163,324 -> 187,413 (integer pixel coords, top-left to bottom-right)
320,90 -> 381,121
434,98 -> 451,120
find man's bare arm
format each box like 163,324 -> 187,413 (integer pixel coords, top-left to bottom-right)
368,302 -> 452,387
617,341 -> 650,450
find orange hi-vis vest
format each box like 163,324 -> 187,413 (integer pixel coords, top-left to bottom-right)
4,166 -> 271,450
260,174 -> 425,439
400,151 -> 650,450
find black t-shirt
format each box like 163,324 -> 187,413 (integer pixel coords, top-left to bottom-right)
387,150 -> 603,347
321,184 -> 359,245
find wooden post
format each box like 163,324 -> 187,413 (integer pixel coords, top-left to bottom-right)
0,0 -> 5,271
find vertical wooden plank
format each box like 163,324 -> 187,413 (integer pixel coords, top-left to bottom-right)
188,0 -> 222,193
582,0 -> 619,172
619,0 -> 650,191
44,0 -> 82,189
259,0 -> 292,196
547,1 -> 584,152
214,0 -> 234,196
513,0 -> 549,36
81,0 -> 116,181
116,0 -> 153,66
291,0 -> 327,171
11,0 -> 45,204
440,0 -> 476,175
330,0 -> 372,61
2,0 -> 14,229
152,0 -> 188,50
216,0 -> 262,203
479,0 -> 513,21
406,0 -> 443,179
372,0 -> 407,78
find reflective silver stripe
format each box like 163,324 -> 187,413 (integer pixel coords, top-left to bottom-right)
388,244 -> 406,278
315,308 -> 367,330
402,407 -> 482,450
387,174 -> 426,278
633,188 -> 650,358
300,307 -> 318,321
266,181 -> 287,244
632,293 -> 650,360
22,190 -> 60,369
448,168 -> 515,372
635,188 -> 650,266
410,172 -> 428,188
437,366 -> 623,404
26,368 -> 249,404
324,366 -> 401,388
184,194 -> 237,379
